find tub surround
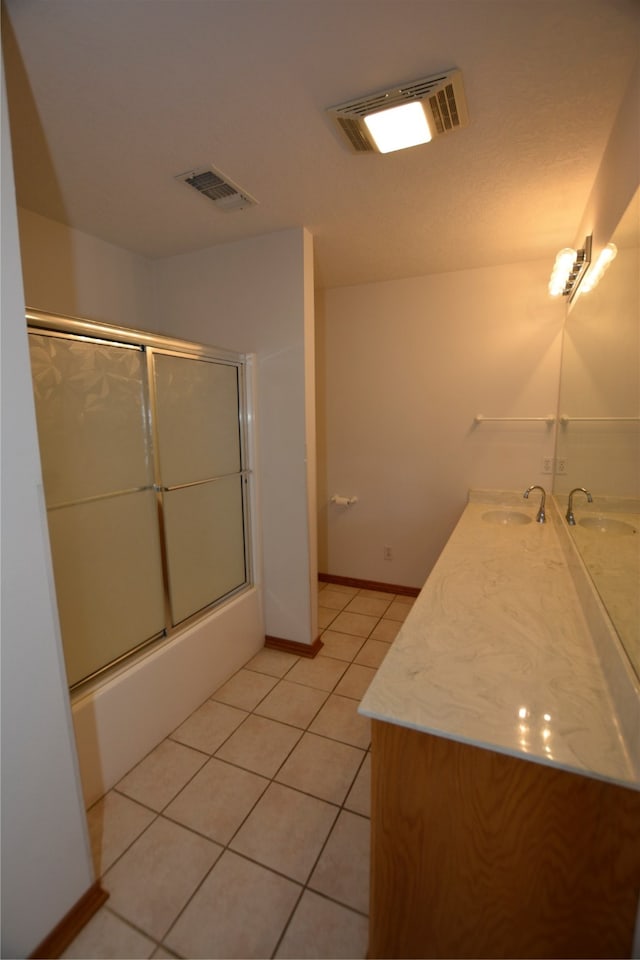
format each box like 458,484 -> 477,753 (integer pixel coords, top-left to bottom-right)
361,489 -> 640,958
72,586 -> 264,807
359,489 -> 639,789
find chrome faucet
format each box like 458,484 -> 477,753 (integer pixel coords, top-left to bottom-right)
523,484 -> 546,523
566,487 -> 593,525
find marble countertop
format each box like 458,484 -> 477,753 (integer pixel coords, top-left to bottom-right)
359,490 -> 640,790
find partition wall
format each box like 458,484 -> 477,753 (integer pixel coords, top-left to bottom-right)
27,310 -> 252,690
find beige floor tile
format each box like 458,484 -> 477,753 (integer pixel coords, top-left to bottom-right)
275,889 -> 368,959
318,605 -> 339,629
317,588 -> 353,611
87,790 -> 155,875
354,638 -> 391,669
334,663 -> 377,701
230,782 -> 338,883
215,714 -> 302,777
211,668 -> 278,710
344,595 -> 391,618
170,699 -> 247,755
309,810 -> 370,914
356,588 -> 396,601
285,655 -> 347,692
370,618 -> 401,643
116,739 -> 207,812
102,816 -> 221,941
254,679 -> 328,728
165,850 -> 300,959
164,757 -> 269,844
62,906 -> 155,959
344,754 -> 371,817
276,732 -> 365,805
384,599 -> 412,621
394,593 -> 416,605
245,647 -> 299,677
320,582 -> 358,597
309,694 -> 371,748
329,610 -> 379,638
318,631 -> 365,662
152,949 -> 179,959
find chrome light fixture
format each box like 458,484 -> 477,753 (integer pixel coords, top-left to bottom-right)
548,236 -> 592,300
579,243 -> 617,294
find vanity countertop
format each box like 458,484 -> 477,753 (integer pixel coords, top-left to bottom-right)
359,490 -> 640,790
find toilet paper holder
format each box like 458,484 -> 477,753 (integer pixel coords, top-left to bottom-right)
330,495 -> 358,507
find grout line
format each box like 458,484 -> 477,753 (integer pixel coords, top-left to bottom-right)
100,902 -> 174,954
86,587 -> 395,957
153,628 -> 370,950
269,883 -> 307,960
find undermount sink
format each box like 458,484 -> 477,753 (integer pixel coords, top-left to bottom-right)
482,510 -> 532,526
578,517 -> 636,536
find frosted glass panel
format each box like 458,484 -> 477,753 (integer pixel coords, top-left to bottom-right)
163,476 -> 246,625
28,317 -> 251,690
153,354 -> 240,485
47,491 -> 166,687
29,334 -> 152,505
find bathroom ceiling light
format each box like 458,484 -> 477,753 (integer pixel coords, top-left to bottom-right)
548,236 -> 592,300
363,101 -> 432,153
327,69 -> 469,154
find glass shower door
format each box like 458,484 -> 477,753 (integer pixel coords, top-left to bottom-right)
151,352 -> 248,625
29,332 -> 166,687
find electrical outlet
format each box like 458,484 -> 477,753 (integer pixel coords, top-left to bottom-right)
383,545 -> 393,561
542,457 -> 554,474
556,458 -> 567,474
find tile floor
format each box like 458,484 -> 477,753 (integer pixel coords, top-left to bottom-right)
63,582 -> 413,960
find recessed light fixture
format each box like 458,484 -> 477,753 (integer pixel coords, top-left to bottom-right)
327,69 -> 468,154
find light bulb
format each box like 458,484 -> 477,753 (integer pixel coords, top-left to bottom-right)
580,243 -> 617,293
364,101 -> 432,154
548,248 -> 576,297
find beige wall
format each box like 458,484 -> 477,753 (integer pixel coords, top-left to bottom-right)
153,228 -> 318,646
18,207 -> 156,329
554,60 -> 640,499
573,60 -> 639,264
317,259 -> 564,587
1,66 -> 94,958
17,213 -> 320,652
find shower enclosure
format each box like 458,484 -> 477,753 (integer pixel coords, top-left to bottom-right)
28,310 -> 252,690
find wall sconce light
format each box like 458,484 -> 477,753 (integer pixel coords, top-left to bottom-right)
548,236 -> 592,300
579,243 -> 617,294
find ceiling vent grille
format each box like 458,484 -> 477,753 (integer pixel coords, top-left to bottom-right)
175,166 -> 257,211
328,69 -> 468,153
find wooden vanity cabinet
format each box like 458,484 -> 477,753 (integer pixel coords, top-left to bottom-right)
368,719 -> 640,959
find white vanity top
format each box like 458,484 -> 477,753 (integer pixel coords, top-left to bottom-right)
359,489 -> 640,790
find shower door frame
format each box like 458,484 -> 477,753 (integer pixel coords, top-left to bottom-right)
27,308 -> 254,692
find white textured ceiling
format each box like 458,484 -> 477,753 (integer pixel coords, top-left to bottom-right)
3,0 -> 639,288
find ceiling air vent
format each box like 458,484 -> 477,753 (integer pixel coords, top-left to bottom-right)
175,166 -> 257,212
327,69 -> 469,153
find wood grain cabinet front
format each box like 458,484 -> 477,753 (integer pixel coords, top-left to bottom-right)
368,719 -> 640,959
